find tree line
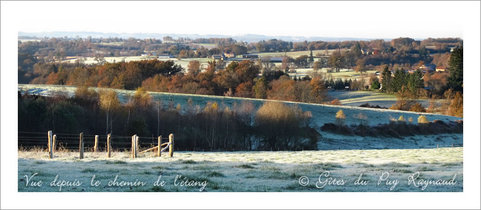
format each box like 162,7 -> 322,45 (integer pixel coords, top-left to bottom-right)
26,59 -> 331,104
19,36 -> 461,64
18,88 -> 318,151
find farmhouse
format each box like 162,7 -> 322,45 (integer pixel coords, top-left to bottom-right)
212,54 -> 225,60
241,54 -> 259,59
436,66 -> 447,72
418,64 -> 436,73
223,52 -> 236,58
158,54 -> 174,59
361,49 -> 372,55
268,57 -> 284,63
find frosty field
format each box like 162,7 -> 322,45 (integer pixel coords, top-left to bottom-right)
18,148 -> 462,192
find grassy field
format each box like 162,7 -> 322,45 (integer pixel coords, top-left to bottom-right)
18,148 -> 462,192
256,49 -> 345,58
327,90 -> 440,108
65,56 -> 213,70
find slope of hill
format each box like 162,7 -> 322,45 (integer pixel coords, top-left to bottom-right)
19,84 -> 462,151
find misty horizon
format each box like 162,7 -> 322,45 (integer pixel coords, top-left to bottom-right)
18,31 -> 463,43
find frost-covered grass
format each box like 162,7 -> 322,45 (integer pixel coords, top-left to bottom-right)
18,148 -> 462,192
327,90 -> 438,108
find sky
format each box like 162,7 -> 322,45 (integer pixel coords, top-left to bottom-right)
2,1 -> 474,39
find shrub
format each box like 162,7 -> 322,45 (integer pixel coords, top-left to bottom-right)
330,99 -> 341,105
321,119 -> 462,138
418,115 -> 429,124
359,103 -> 387,109
409,103 -> 426,112
390,86 -> 416,111
335,109 -> 346,125
255,102 -> 317,150
447,92 -> 463,117
398,115 -> 405,122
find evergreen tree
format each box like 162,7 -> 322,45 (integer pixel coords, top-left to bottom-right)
253,77 -> 267,99
447,46 -> 463,92
381,66 -> 392,92
392,69 -> 407,93
309,49 -> 314,63
407,70 -> 423,98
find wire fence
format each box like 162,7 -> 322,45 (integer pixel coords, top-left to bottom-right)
18,131 -> 171,150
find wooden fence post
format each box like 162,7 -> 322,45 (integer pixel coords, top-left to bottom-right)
169,133 -> 174,157
94,135 -> 99,152
52,134 -> 57,153
107,134 -> 111,158
131,135 -> 137,159
135,135 -> 139,158
47,130 -> 53,159
131,135 -> 134,158
79,132 -> 84,159
157,136 -> 162,157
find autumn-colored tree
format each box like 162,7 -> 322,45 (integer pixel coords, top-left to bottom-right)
309,76 -> 327,103
330,99 -> 341,105
187,60 -> 201,76
354,58 -> 366,75
335,109 -> 346,125
267,76 -> 295,101
99,90 -> 120,134
313,61 -> 322,71
74,85 -> 99,104
255,102 -> 312,150
235,81 -> 253,98
447,91 -> 463,117
328,50 -> 344,72
130,87 -> 152,109
409,103 -> 426,112
390,86 -> 416,111
424,72 -> 449,96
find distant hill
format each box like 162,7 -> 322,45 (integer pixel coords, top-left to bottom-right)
18,31 -> 386,42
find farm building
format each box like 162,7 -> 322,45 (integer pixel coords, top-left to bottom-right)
223,52 -> 236,58
418,64 -> 436,73
241,54 -> 259,59
158,54 -> 174,59
436,66 -> 447,72
212,54 -> 225,60
268,57 -> 284,63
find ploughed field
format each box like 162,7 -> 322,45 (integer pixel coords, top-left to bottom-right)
18,148 -> 462,192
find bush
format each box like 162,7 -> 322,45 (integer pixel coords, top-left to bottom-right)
321,119 -> 462,138
359,103 -> 387,109
335,109 -> 346,125
447,92 -> 463,117
255,102 -> 317,150
330,99 -> 341,105
418,115 -> 429,124
409,103 -> 426,112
